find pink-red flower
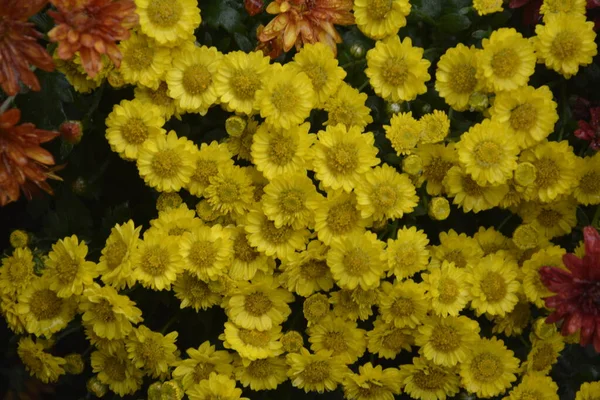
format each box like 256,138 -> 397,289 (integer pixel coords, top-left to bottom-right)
0,108 -> 60,206
574,106 -> 600,151
540,226 -> 600,352
48,0 -> 138,78
0,0 -> 55,96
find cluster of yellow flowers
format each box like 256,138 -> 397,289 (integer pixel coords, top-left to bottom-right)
3,0 -> 600,399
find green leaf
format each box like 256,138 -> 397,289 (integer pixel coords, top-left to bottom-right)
203,0 -> 243,33
437,13 -> 472,33
414,0 -> 443,19
233,32 -> 253,52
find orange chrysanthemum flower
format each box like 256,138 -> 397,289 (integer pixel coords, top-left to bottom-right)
0,0 -> 55,96
48,0 -> 138,78
0,108 -> 60,206
258,0 -> 354,57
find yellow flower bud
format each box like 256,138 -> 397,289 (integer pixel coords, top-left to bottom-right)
107,69 -> 126,88
281,330 -> 304,353
147,382 -> 163,400
402,154 -> 423,176
225,115 -> 247,137
303,293 -> 329,325
87,377 -> 108,398
64,353 -> 85,375
195,199 -> 220,222
512,224 -> 539,250
514,162 -> 537,187
9,230 -> 29,249
161,381 -> 184,400
156,192 -> 183,212
428,197 -> 450,220
468,92 -> 489,112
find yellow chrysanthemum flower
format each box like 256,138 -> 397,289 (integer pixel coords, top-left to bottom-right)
227,117 -> 258,162
303,293 -> 330,326
313,190 -> 369,245
436,44 -> 481,111
188,372 -> 247,400
354,0 -> 411,39
474,226 -> 510,255
288,42 -> 346,106
173,271 -> 222,311
167,45 -> 223,114
228,226 -> 275,281
468,253 -> 521,316
378,280 -> 428,329
214,51 -> 271,115
91,345 -> 143,396
256,63 -> 316,129
489,85 -> 559,150
422,261 -> 471,317
244,208 -> 310,259
204,165 -> 254,217
97,220 -> 141,290
443,166 -> 509,213
251,122 -> 315,180
286,348 -> 350,393
149,204 -> 202,238
384,111 -> 421,155
279,240 -> 333,297
281,331 -> 304,353
220,322 -> 283,360
430,229 -> 484,269
80,283 -> 143,340
234,356 -> 288,391
323,82 -> 373,131
18,337 -> 66,384
185,141 -> 234,197
574,153 -> 600,205
118,32 -> 172,90
416,315 -> 480,367
126,325 -> 179,378
522,333 -> 565,375
386,226 -> 429,279
473,0 -> 504,15
535,13 -> 597,78
43,235 -> 98,298
398,356 -> 461,400
327,231 -> 386,291
540,0 -> 586,19
172,341 -> 233,391
134,81 -> 181,121
0,247 -> 35,296
457,119 -> 519,186
419,110 -> 450,145
366,317 -> 413,359
105,99 -> 166,161
135,0 -> 201,47
130,231 -> 184,291
505,373 -> 559,400
415,143 -> 458,196
365,36 -> 431,102
518,140 -> 578,202
575,382 -> 600,400
343,362 -> 402,400
312,124 -> 380,192
328,289 -> 366,322
54,55 -> 102,93
491,296 -> 532,337
520,199 -> 578,239
179,224 -> 233,281
355,164 -> 418,220
477,28 -> 536,92
459,337 -> 520,398
137,130 -> 197,192
1,295 -> 26,334
226,275 -> 293,332
307,315 -> 366,364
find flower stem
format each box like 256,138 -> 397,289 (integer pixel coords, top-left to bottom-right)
0,96 -> 15,114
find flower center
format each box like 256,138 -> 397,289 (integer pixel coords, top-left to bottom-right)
490,48 -> 521,79
322,332 -> 349,354
300,260 -> 328,279
391,297 -> 415,317
149,82 -> 172,107
328,103 -> 355,128
187,240 -> 218,270
551,32 -> 580,61
104,240 -> 128,271
481,272 -> 507,302
473,141 -> 502,167
462,175 -> 484,196
579,171 -> 600,194
234,234 -> 259,263
244,292 -> 273,316
303,64 -> 329,89
424,157 -> 453,183
271,84 -> 297,113
238,328 -> 271,347
412,369 -> 446,390
182,65 -> 212,96
343,248 -> 370,276
510,103 -> 537,132
29,289 -> 63,320
536,208 -> 562,228
443,250 -> 467,269
279,189 -> 305,214
193,362 -> 214,381
141,246 -> 170,276
247,359 -> 271,378
368,0 -> 393,19
533,158 -> 560,189
531,343 -> 556,372
7,259 -> 31,282
55,254 -> 81,284
326,200 -> 360,234
383,58 -> 409,86
151,149 -> 182,178
268,135 -> 297,166
518,390 -> 545,400
104,357 -> 127,381
261,219 -> 293,244
91,299 -> 115,323
382,329 -> 409,351
146,0 -> 183,27
302,361 -> 330,384
124,46 -> 154,70
430,327 -> 460,352
168,226 -> 189,236
373,184 -> 398,209
122,117 -> 149,144
232,69 -> 262,100
326,143 -> 359,174
438,278 -> 459,304
138,338 -> 164,366
191,159 -> 219,187
449,64 -> 477,93
394,246 -> 417,269
471,353 -> 502,381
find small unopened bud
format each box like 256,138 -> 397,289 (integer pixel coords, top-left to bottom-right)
87,377 -> 108,398
281,330 -> 304,353
386,102 -> 402,116
107,69 -> 126,88
512,224 -> 539,250
71,177 -> 87,195
225,116 -> 247,137
147,382 -> 163,400
514,162 -> 537,187
161,381 -> 184,400
64,353 -> 85,375
402,154 -> 423,176
156,192 -> 183,212
303,293 -> 329,325
60,121 -> 83,144
468,92 -> 489,112
428,197 -> 450,220
349,43 -> 366,59
9,230 -> 29,248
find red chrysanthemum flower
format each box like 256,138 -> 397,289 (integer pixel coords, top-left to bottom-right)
257,0 -> 354,58
540,226 -> 600,352
0,108 -> 60,206
48,0 -> 138,78
574,106 -> 600,151
0,0 -> 55,96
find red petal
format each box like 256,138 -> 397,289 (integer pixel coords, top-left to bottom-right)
0,109 -> 21,128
